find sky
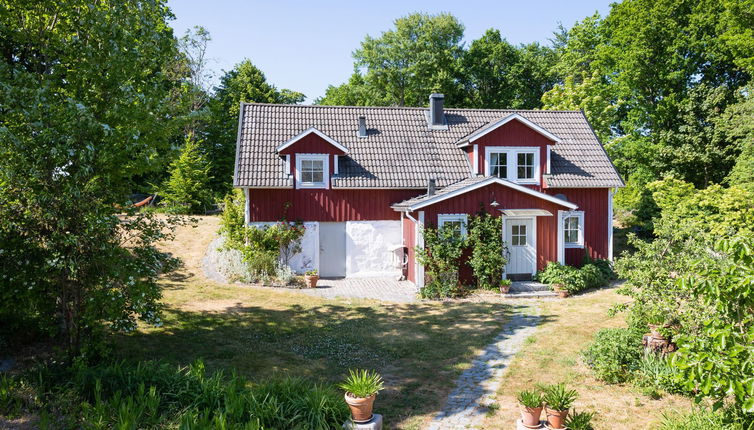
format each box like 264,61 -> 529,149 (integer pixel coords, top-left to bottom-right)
166,0 -> 612,103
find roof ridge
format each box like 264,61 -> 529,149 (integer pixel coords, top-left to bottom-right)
241,102 -> 583,114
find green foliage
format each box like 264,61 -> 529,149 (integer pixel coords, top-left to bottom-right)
218,189 -> 247,249
582,328 -> 643,384
634,351 -> 687,396
536,261 -> 613,294
160,135 -> 213,214
542,383 -> 578,411
468,211 -> 506,290
657,408 -> 746,430
8,360 -> 347,429
338,369 -> 384,398
415,225 -> 467,298
565,410 -> 595,430
204,60 -> 304,194
672,237 -> 754,412
0,0 -> 189,357
515,390 -> 543,408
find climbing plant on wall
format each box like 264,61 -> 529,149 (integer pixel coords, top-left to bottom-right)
468,210 -> 506,290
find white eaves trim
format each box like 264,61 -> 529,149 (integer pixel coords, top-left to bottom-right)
275,127 -> 348,154
401,177 -> 578,211
457,113 -> 562,147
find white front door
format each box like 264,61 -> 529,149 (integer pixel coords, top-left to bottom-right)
505,218 -> 535,276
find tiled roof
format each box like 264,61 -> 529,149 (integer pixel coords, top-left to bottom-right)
234,104 -> 624,189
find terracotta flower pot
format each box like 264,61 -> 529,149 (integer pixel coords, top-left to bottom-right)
519,404 -> 543,428
551,283 -> 565,292
545,407 -> 569,429
648,324 -> 668,339
344,393 -> 376,423
304,275 -> 319,288
558,290 -> 570,299
500,284 -> 511,294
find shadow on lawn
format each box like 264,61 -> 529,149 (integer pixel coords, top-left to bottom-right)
118,301 -> 554,426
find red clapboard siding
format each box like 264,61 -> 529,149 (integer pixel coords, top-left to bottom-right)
248,188 -> 421,222
407,182 -> 570,284
468,119 -> 555,192
545,188 -> 610,265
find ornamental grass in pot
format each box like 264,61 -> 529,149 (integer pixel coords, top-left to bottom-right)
543,383 -> 578,429
339,369 -> 384,424
516,389 -> 544,428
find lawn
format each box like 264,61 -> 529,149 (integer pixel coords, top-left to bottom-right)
117,216 -> 514,429
117,216 -> 693,429
480,287 -> 693,429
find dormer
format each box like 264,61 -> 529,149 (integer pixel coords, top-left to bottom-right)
276,128 -> 347,189
456,114 -> 561,188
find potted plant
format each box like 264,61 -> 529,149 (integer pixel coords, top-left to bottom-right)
500,279 -> 512,294
565,410 -> 595,430
339,369 -> 384,424
543,383 -> 578,429
551,283 -> 569,298
304,269 -> 319,288
516,389 -> 544,428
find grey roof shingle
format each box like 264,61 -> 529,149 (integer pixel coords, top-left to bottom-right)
234,104 -> 624,189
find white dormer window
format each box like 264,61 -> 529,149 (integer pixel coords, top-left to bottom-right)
296,154 -> 329,189
484,146 -> 540,184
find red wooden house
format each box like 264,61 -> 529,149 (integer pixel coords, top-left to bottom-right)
234,94 -> 623,286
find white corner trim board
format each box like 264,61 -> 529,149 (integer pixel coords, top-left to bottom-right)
275,127 -> 348,153
557,210 -> 565,264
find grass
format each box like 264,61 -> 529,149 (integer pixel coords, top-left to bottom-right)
116,216 -> 514,429
480,287 -> 693,429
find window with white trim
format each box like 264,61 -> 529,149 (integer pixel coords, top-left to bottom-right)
517,152 -> 535,180
295,154 -> 329,189
489,152 -> 508,178
563,211 -> 584,248
511,224 -> 527,246
484,147 -> 540,184
437,214 -> 468,238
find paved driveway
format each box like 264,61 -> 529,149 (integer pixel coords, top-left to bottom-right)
300,277 -> 418,303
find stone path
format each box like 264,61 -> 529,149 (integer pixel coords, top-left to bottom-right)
428,308 -> 540,430
301,277 -> 418,303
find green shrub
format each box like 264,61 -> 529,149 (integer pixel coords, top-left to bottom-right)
536,261 -> 613,294
582,328 -> 643,383
468,212 -> 505,290
416,225 -> 466,298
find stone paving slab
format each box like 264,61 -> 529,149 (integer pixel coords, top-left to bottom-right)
427,308 -> 540,430
301,277 -> 418,303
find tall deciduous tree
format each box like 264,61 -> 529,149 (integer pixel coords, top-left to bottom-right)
0,0 -> 188,356
204,60 -> 304,194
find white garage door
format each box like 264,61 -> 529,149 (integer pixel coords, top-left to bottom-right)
319,222 -> 346,277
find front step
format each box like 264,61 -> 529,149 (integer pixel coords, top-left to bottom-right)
504,291 -> 558,299
505,281 -> 558,299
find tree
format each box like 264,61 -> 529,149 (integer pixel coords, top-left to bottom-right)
460,30 -> 557,109
325,13 -> 465,107
160,134 -> 214,214
722,86 -> 754,191
204,60 -> 304,194
0,0 -> 184,356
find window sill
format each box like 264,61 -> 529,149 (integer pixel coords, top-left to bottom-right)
297,183 -> 327,189
565,243 -> 584,249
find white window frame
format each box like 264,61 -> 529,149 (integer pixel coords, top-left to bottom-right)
563,210 -> 585,248
437,214 -> 468,238
484,146 -> 540,185
295,153 -> 329,189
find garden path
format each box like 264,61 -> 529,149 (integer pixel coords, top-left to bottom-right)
427,307 -> 540,430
